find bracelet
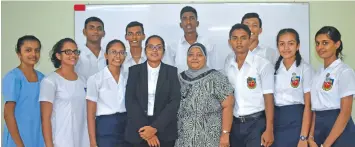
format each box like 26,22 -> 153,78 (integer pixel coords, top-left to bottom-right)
222,130 -> 230,134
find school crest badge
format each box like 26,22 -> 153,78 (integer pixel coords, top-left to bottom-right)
247,77 -> 257,89
290,72 -> 300,88
322,73 -> 334,91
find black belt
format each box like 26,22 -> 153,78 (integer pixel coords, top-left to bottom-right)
234,111 -> 265,123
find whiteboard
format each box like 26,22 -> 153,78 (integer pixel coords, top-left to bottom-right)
74,3 -> 310,67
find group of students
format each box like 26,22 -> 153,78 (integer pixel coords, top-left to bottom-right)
2,5 -> 355,147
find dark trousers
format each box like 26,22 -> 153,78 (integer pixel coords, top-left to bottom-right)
273,104 -> 304,147
230,112 -> 266,147
96,112 -> 129,147
127,140 -> 175,147
314,109 -> 355,147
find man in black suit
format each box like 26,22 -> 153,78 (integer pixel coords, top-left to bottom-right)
125,35 -> 181,147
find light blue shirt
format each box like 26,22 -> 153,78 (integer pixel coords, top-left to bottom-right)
2,68 -> 45,147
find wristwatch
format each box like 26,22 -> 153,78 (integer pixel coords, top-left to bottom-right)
222,130 -> 230,134
300,135 -> 307,141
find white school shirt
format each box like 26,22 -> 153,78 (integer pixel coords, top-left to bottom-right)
168,35 -> 217,73
75,45 -> 106,82
122,48 -> 146,74
39,72 -> 89,147
147,63 -> 161,116
251,45 -> 279,65
311,59 -> 355,111
224,51 -> 274,117
274,60 -> 313,106
86,67 -> 127,116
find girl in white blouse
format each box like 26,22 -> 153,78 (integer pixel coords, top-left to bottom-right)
39,38 -> 89,147
273,28 -> 313,147
86,40 -> 128,147
308,26 -> 355,147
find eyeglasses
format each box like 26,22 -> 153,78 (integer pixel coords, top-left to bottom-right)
59,49 -> 81,55
146,44 -> 163,51
108,50 -> 127,56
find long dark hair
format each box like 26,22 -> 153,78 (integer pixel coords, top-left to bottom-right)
50,38 -> 77,68
315,26 -> 343,60
274,28 -> 302,75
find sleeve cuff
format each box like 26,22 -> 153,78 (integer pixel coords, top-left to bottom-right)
39,98 -> 54,103
304,88 -> 311,93
341,91 -> 355,99
262,89 -> 274,94
86,96 -> 98,102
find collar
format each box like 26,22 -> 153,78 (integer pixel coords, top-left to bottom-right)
250,45 -> 262,53
80,44 -> 103,56
322,59 -> 342,71
180,34 -> 201,44
126,47 -> 146,60
280,59 -> 297,71
228,51 -> 254,69
147,62 -> 161,73
103,66 -> 124,80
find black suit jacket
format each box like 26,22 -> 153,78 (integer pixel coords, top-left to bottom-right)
125,61 -> 181,144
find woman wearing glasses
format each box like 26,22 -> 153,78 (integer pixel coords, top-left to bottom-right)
125,35 -> 181,147
86,40 -> 129,147
39,38 -> 89,147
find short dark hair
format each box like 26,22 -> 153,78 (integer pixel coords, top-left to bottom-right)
84,16 -> 104,29
229,23 -> 251,39
241,12 -> 262,28
50,38 -> 77,68
125,21 -> 145,35
144,35 -> 165,52
16,35 -> 41,53
180,6 -> 198,19
315,26 -> 343,60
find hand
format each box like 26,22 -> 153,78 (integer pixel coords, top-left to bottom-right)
321,143 -> 330,147
297,140 -> 308,147
261,129 -> 274,147
90,144 -> 97,147
219,133 -> 230,147
146,135 -> 160,147
139,126 -> 157,140
308,139 -> 318,147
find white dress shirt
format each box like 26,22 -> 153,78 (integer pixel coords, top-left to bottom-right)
75,45 -> 106,82
122,48 -> 147,74
167,35 -> 217,73
311,59 -> 355,111
251,45 -> 279,65
274,60 -> 313,106
147,63 -> 161,116
224,51 -> 274,117
86,67 -> 128,116
39,72 -> 89,147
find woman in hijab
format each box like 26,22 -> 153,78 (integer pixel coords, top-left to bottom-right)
175,43 -> 235,147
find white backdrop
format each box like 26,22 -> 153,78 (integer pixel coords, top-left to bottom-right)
74,3 -> 310,66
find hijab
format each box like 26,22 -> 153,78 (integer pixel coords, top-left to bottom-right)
184,43 -> 210,78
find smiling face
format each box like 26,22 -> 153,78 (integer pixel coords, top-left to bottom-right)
187,47 -> 206,70
83,21 -> 105,43
315,34 -> 340,60
180,12 -> 199,34
229,29 -> 251,54
17,40 -> 41,66
125,26 -> 145,48
105,42 -> 126,67
242,18 -> 262,41
56,41 -> 80,67
278,32 -> 299,60
145,37 -> 164,63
